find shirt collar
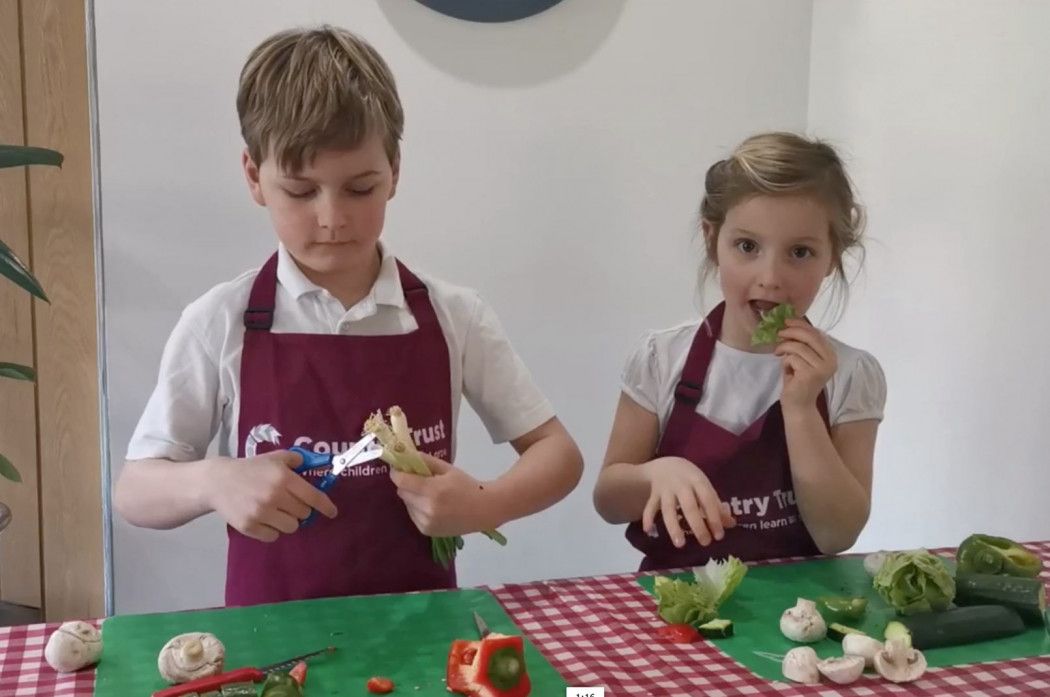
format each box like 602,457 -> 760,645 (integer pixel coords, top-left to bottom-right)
275,242 -> 405,308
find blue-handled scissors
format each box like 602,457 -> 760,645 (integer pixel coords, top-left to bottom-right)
289,433 -> 383,526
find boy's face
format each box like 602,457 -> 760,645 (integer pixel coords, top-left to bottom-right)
243,133 -> 399,277
705,194 -> 835,350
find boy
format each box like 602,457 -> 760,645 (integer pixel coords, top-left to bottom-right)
114,25 -> 583,606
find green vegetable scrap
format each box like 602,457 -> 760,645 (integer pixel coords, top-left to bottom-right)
654,556 -> 748,626
751,303 -> 795,346
873,550 -> 956,615
956,534 -> 1043,578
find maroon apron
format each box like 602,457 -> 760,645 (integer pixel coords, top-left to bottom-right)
626,302 -> 825,571
228,252 -> 455,606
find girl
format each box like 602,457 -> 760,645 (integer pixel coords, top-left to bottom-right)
593,132 -> 885,571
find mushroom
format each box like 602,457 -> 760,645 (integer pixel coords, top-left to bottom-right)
782,646 -> 820,684
873,638 -> 927,683
780,598 -> 827,643
817,655 -> 865,684
842,633 -> 884,668
157,632 -> 226,684
44,621 -> 102,673
863,551 -> 889,576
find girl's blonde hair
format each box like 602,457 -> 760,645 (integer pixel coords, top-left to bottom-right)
699,132 -> 866,320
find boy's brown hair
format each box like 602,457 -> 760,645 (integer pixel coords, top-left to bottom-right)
236,25 -> 403,172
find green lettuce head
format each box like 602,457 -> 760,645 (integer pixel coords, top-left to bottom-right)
873,550 -> 956,615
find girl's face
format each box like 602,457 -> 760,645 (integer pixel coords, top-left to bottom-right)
705,194 -> 836,351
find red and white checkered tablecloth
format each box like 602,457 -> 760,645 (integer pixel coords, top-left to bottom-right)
3,544 -> 1049,696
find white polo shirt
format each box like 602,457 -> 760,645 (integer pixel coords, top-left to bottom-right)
622,320 -> 887,436
126,244 -> 555,462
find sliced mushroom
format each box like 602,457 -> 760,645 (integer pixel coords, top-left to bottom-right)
874,638 -> 927,683
842,633 -> 884,668
780,598 -> 827,643
863,551 -> 889,576
157,632 -> 225,684
782,646 -> 820,684
44,621 -> 102,673
817,655 -> 865,684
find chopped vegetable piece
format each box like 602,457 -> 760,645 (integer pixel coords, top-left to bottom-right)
955,572 -> 1046,624
288,660 -> 307,686
751,303 -> 795,346
260,672 -> 302,697
884,605 -> 1025,649
957,534 -> 1043,578
692,556 -> 748,608
873,550 -> 955,615
656,623 -> 700,643
653,576 -> 716,627
446,634 -> 531,697
366,676 -> 395,694
697,618 -> 734,638
816,596 -> 868,624
220,684 -> 255,697
827,623 -> 865,642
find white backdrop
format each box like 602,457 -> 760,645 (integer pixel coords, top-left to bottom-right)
96,0 -> 1047,616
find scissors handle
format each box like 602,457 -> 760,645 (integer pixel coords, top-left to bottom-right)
288,446 -> 338,527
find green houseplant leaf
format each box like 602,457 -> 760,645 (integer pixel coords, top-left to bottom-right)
0,238 -> 48,302
0,144 -> 63,169
0,454 -> 22,483
0,362 -> 35,381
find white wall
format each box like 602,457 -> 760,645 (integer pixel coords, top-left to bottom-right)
807,0 -> 1050,552
97,0 -> 814,614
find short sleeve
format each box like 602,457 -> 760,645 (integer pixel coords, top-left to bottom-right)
461,293 -> 555,444
125,310 -> 223,462
830,350 -> 887,425
620,332 -> 661,414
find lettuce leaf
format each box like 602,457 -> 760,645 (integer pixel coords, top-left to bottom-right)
751,303 -> 795,346
693,556 -> 748,607
654,556 -> 749,627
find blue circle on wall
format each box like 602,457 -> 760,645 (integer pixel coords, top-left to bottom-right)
414,0 -> 566,23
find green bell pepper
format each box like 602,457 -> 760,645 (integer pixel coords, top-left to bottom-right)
816,596 -> 868,623
957,534 -> 1043,578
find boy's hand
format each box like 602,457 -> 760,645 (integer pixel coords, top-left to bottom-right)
390,453 -> 490,537
641,456 -> 736,548
208,451 -> 338,542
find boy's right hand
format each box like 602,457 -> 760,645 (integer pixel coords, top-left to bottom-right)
207,451 -> 338,542
641,456 -> 736,548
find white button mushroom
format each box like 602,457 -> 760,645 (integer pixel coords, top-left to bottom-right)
44,621 -> 102,673
157,632 -> 226,684
780,598 -> 827,643
817,655 -> 865,684
782,646 -> 820,684
842,633 -> 884,668
873,638 -> 927,683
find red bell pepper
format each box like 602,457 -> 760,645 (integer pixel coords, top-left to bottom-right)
446,634 -> 531,697
289,661 -> 307,686
656,623 -> 699,644
367,676 -> 395,694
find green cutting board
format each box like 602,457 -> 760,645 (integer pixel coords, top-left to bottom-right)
639,555 -> 1050,682
94,588 -> 565,696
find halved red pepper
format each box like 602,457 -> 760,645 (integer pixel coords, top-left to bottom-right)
446,634 -> 531,697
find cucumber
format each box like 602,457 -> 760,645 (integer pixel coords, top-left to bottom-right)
883,605 -> 1025,649
827,623 -> 866,642
955,572 -> 1046,624
698,618 -> 734,638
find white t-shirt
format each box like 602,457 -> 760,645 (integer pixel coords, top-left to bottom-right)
126,244 -> 555,462
621,320 -> 886,435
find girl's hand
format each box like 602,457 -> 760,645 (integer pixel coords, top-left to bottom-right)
390,453 -> 491,537
775,318 -> 838,412
641,456 -> 736,547
209,451 -> 338,542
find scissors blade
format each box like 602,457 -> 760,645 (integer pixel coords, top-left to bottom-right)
330,433 -> 378,475
473,611 -> 491,639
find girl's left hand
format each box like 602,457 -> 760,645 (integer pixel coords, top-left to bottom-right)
390,453 -> 491,537
774,318 -> 838,412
